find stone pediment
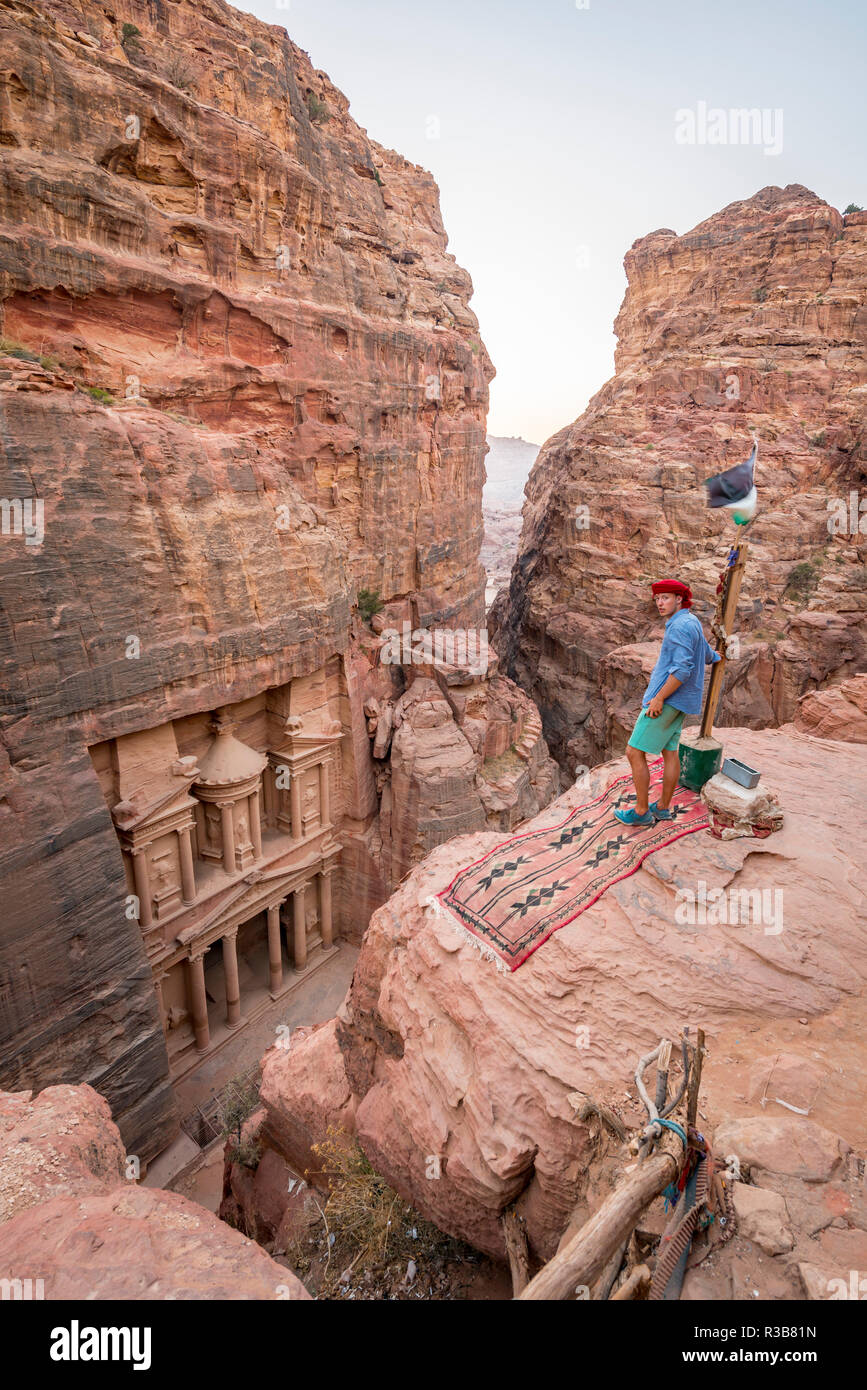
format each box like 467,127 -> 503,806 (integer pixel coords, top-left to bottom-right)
171,858 -> 311,950
271,715 -> 343,759
112,762 -> 199,834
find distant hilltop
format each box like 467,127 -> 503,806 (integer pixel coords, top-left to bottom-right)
486,433 -> 540,453
484,435 -> 540,507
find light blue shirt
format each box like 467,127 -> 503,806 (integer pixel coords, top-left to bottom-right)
642,609 -> 720,715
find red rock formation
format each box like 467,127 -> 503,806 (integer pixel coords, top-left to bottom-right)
793,672 -> 867,742
492,186 -> 867,774
256,722 -> 867,1262
0,1083 -> 309,1298
0,1083 -> 125,1224
347,626 -> 558,906
0,0 -> 559,1163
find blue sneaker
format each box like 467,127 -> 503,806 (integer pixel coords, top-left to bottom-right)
614,807 -> 655,827
650,801 -> 674,821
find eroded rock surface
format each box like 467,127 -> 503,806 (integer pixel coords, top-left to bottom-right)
257,724 -> 867,1262
793,672 -> 867,742
0,1084 -> 125,1224
0,1083 -> 308,1298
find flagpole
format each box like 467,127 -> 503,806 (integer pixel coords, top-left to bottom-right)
698,432 -> 757,741
699,530 -> 749,738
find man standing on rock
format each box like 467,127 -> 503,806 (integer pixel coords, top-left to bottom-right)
614,579 -> 720,827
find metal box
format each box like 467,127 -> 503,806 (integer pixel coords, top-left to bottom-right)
721,756 -> 761,789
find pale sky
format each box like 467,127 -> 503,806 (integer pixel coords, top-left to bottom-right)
235,0 -> 865,447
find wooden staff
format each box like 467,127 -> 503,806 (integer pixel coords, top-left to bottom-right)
699,532 -> 749,738
686,1028 -> 706,1130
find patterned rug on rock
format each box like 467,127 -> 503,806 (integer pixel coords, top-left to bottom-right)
437,759 -> 710,972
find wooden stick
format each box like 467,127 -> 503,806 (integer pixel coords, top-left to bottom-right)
687,1028 -> 706,1130
517,1129 -> 684,1300
501,1207 -> 531,1296
568,1092 -> 628,1143
655,1039 -> 672,1113
610,1264 -> 651,1301
700,536 -> 749,738
591,1237 -> 628,1301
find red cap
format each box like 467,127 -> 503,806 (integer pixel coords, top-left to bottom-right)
651,579 -> 692,608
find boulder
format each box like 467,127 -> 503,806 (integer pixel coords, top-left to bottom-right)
794,675 -> 867,743
714,1117 -> 849,1182
798,1261 -> 849,1300
260,1020 -> 357,1182
0,1085 -> 309,1299
702,773 -> 784,840
731,1182 -> 793,1254
0,1085 -> 125,1224
747,1053 -> 830,1114
0,1187 -> 309,1300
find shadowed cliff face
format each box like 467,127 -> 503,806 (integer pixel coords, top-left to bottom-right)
0,0 -> 496,1157
492,185 -> 867,775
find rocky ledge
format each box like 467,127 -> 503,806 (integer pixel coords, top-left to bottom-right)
248,714 -> 867,1278
0,1083 -> 309,1298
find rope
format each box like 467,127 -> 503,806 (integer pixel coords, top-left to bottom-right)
654,1118 -> 687,1146
635,1040 -> 691,1147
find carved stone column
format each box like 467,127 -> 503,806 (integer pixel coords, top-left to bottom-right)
177,825 -> 197,905
220,803 -> 235,875
188,950 -> 210,1052
319,759 -> 331,827
249,789 -> 263,860
130,847 -> 152,928
263,766 -> 275,828
293,886 -> 307,972
154,973 -> 167,1033
267,902 -> 283,994
222,929 -> 241,1028
319,868 -> 334,949
290,775 -> 302,842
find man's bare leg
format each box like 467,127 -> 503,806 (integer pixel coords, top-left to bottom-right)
658,748 -> 680,809
626,744 -> 650,814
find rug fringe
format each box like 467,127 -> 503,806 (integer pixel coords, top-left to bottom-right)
436,900 -> 511,975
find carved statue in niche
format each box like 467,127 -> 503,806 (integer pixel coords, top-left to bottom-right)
204,806 -> 221,849
153,855 -> 173,887
166,1005 -> 189,1030
236,811 -> 249,843
149,842 -> 182,918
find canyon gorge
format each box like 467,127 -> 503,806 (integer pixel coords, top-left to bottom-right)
0,0 -> 555,1168
0,0 -> 865,1308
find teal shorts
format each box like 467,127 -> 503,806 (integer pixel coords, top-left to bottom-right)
628,704 -> 686,755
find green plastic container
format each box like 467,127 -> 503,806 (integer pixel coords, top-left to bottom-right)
678,730 -> 723,792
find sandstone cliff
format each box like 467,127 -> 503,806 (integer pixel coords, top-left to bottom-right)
491,185 -> 867,773
0,0 -> 556,1161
